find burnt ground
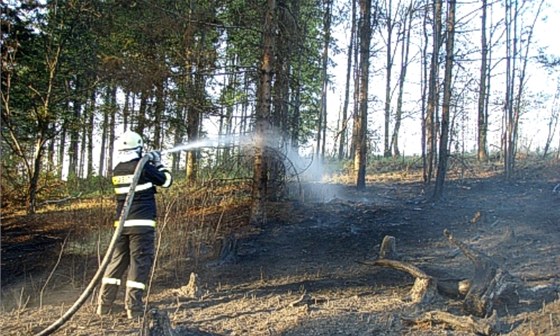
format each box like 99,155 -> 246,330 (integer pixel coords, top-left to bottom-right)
1,163 -> 560,335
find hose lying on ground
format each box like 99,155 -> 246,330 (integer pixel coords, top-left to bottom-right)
35,154 -> 151,336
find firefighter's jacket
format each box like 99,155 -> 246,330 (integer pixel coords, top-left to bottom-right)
112,152 -> 173,233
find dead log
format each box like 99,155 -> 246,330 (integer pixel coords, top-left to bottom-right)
371,259 -> 438,304
406,310 -> 498,335
443,229 -> 518,317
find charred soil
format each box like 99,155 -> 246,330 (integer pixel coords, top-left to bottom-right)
1,162 -> 560,335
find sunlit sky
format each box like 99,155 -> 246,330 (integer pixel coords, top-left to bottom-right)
325,0 -> 560,156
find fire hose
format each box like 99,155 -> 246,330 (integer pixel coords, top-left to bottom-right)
35,153 -> 153,336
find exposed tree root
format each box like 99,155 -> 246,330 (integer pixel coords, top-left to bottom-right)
38,192 -> 83,207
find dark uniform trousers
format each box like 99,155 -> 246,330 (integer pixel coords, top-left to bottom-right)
98,229 -> 155,313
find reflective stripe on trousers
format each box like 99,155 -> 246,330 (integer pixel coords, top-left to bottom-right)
126,280 -> 146,290
102,277 -> 121,285
113,219 -> 156,228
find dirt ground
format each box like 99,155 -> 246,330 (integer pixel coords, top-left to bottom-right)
1,162 -> 560,335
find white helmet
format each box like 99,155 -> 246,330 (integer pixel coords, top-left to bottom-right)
117,131 -> 143,151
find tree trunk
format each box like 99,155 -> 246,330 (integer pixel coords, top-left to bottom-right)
391,3 -> 413,158
291,58 -> 302,148
425,0 -> 442,184
338,0 -> 356,160
477,0 -> 489,162
421,5 -> 429,182
289,0 -> 302,150
99,94 -> 108,177
27,136 -> 46,214
317,0 -> 332,159
273,0 -> 292,135
503,0 -> 519,179
354,0 -> 372,190
58,124 -> 66,178
123,90 -> 130,131
186,106 -> 199,183
251,0 -> 276,226
86,90 -> 95,178
107,86 -> 116,176
434,0 -> 456,200
79,113 -> 86,178
350,12 -> 361,161
511,0 -> 545,162
68,77 -> 82,178
154,78 -> 165,150
383,0 -> 395,158
47,137 -> 55,174
136,89 -> 148,135
172,104 -> 185,174
543,92 -> 559,158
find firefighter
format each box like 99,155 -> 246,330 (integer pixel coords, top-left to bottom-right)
97,131 -> 173,319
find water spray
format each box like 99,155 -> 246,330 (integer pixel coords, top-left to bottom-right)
161,135 -> 254,155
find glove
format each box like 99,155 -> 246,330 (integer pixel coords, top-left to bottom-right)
148,150 -> 162,166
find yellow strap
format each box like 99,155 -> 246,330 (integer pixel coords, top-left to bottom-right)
112,175 -> 134,185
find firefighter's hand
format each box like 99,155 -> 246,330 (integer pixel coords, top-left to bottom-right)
148,151 -> 162,166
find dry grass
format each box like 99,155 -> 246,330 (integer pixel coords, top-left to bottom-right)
0,179 -> 253,313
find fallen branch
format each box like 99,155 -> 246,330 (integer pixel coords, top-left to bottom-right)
39,192 -> 83,206
406,310 -> 498,335
369,259 -> 438,304
289,292 -> 310,308
372,258 -> 429,279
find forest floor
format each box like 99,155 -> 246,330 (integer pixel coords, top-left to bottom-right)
1,161 -> 560,335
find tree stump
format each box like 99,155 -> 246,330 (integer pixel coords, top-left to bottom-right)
379,235 -> 398,259
444,229 -> 518,317
142,308 -> 177,336
367,231 -> 519,320
217,233 -> 238,264
436,278 -> 471,299
173,272 -> 202,299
